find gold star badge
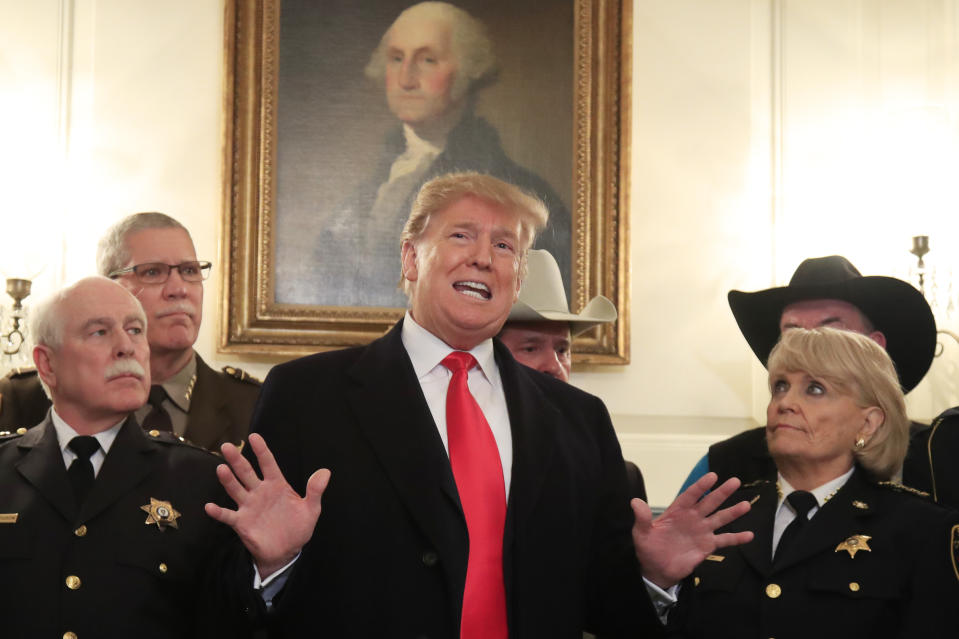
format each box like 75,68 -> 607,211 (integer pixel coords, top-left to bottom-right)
835,534 -> 871,558
140,498 -> 181,531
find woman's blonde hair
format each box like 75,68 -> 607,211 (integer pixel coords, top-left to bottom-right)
767,327 -> 909,480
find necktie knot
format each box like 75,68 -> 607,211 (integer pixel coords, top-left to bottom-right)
442,351 -> 477,374
148,385 -> 168,408
786,490 -> 818,520
68,436 -> 100,461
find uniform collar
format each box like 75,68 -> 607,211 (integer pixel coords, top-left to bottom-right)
159,352 -> 197,413
50,407 -> 124,455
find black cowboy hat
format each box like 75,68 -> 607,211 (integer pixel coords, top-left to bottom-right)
728,255 -> 936,393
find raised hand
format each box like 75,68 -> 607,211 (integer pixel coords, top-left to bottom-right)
204,433 -> 331,578
631,472 -> 753,590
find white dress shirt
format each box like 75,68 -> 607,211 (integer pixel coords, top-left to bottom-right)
51,408 -> 125,476
386,125 -> 443,183
400,311 -> 513,495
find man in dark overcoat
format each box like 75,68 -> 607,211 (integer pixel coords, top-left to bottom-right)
206,172 -> 753,638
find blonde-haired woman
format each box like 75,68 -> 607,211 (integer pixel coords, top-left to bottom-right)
672,327 -> 959,639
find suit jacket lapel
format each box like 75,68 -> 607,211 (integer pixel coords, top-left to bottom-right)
79,417 -> 156,523
496,342 -> 559,550
15,416 -> 77,522
185,355 -> 230,449
345,321 -> 467,594
736,481 -> 777,575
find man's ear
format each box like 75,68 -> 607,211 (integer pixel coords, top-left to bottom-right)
401,240 -> 418,283
33,345 -> 57,392
868,330 -> 887,349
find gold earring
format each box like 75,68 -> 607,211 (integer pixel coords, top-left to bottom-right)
855,438 -> 865,450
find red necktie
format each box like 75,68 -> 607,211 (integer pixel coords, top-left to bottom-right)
442,351 -> 508,639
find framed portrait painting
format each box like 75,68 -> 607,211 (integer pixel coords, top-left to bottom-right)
221,0 -> 631,364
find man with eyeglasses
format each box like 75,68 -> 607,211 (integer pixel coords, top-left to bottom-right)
0,212 -> 260,450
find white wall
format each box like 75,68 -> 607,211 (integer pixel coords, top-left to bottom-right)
3,0 -> 958,507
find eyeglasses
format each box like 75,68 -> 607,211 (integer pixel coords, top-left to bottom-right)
108,261 -> 212,284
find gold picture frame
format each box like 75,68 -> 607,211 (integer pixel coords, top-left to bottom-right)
220,0 -> 631,365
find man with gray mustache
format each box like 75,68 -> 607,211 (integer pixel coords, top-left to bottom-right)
0,212 -> 260,450
0,277 -> 249,638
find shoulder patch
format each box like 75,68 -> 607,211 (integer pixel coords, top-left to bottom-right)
221,365 -> 262,386
878,480 -> 931,499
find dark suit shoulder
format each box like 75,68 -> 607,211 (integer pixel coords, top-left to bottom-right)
0,368 -> 50,429
903,408 -> 959,510
275,340 -> 370,376
708,426 -> 776,486
711,426 -> 767,451
4,366 -> 38,379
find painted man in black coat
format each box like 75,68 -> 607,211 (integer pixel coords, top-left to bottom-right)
207,173 -> 753,638
0,277 -> 253,638
284,1 -> 571,308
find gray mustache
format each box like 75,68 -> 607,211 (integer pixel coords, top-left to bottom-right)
156,303 -> 196,317
104,359 -> 147,380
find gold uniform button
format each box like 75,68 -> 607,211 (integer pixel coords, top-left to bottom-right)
16,427 -> 27,435
765,583 -> 782,599
159,563 -> 168,574
148,430 -> 160,437
694,577 -> 701,586
74,525 -> 87,537
849,582 -> 860,592
63,632 -> 78,639
65,575 -> 81,590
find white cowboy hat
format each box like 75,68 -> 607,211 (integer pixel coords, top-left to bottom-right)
507,249 -> 617,336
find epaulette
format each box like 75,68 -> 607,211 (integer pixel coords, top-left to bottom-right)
0,427 -> 29,441
6,366 -> 38,379
143,429 -> 222,458
222,365 -> 262,386
878,481 -> 931,499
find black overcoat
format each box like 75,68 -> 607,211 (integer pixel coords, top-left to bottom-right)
247,320 -> 661,638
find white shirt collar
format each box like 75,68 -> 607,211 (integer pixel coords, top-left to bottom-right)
51,408 -> 125,456
400,311 -> 497,385
777,466 -> 856,512
402,124 -> 445,156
